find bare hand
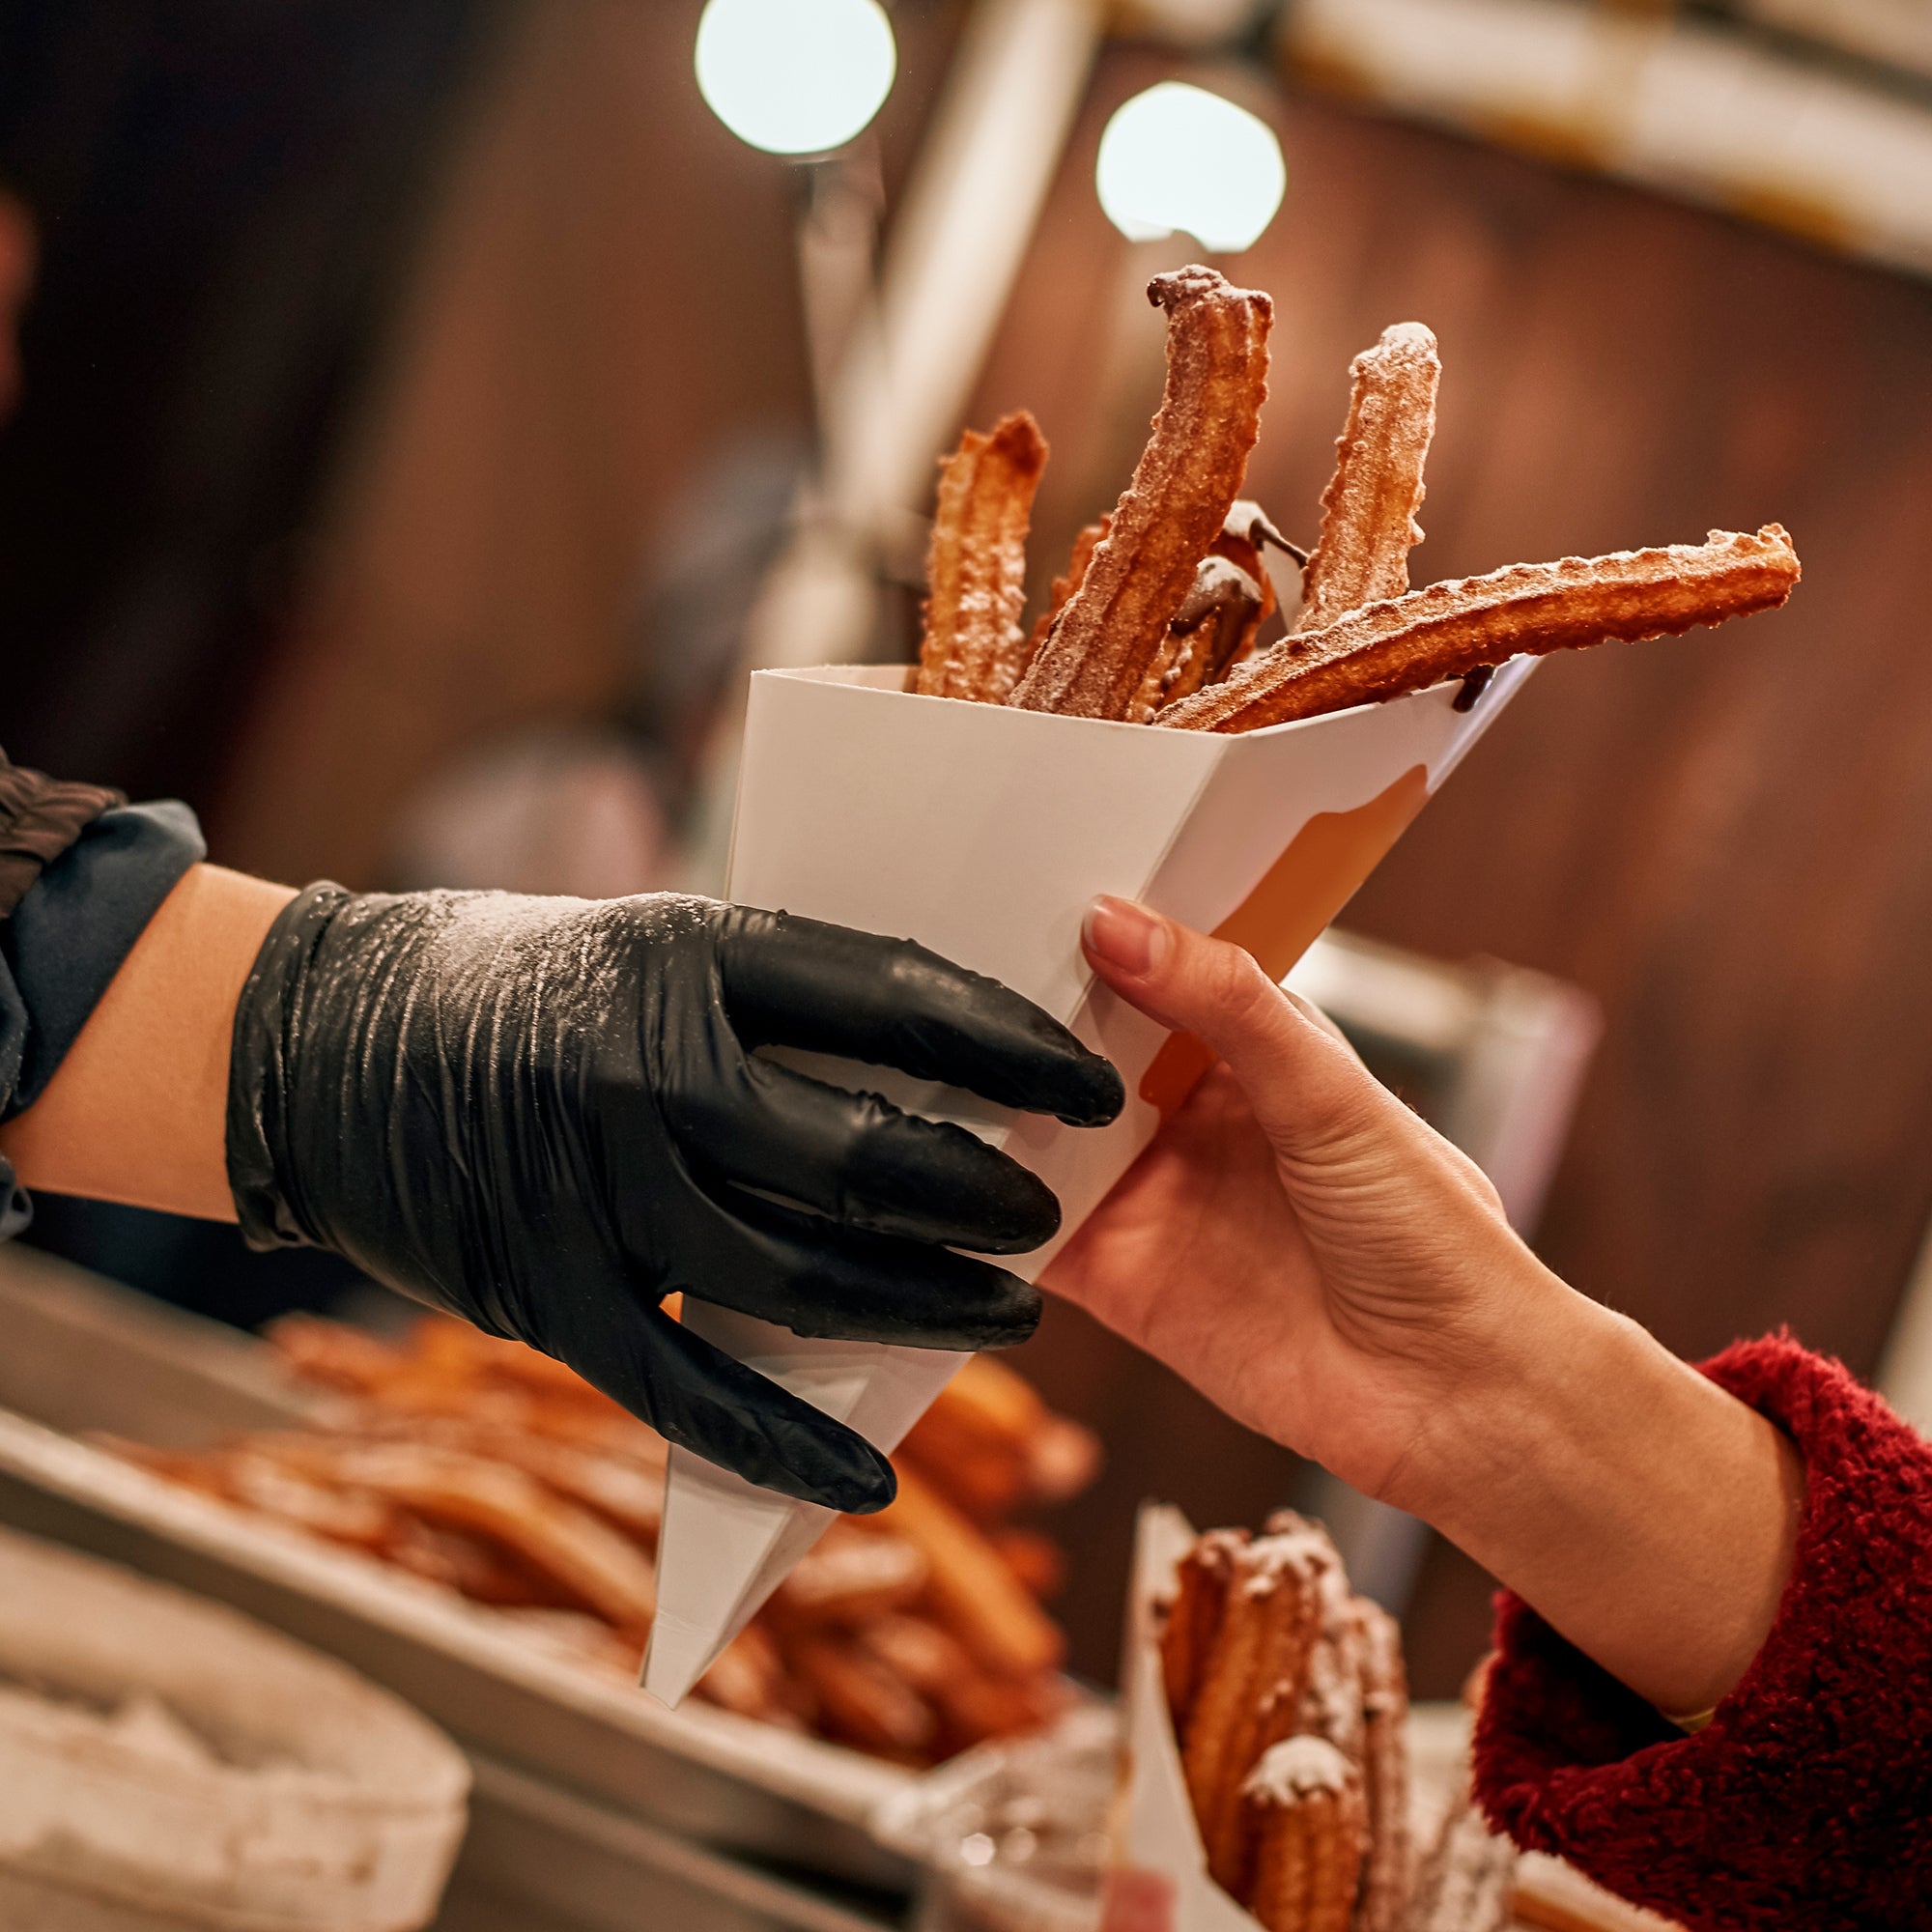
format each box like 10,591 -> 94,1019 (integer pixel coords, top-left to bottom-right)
1044,896 -> 1559,1509
1046,896 -> 1804,1719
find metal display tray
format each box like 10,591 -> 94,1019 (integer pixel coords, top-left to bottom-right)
0,1243 -> 923,1928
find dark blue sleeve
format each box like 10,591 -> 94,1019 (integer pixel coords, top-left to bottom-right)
0,800 -> 207,1237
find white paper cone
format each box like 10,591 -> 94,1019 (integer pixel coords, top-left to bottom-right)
643,659 -> 1529,1704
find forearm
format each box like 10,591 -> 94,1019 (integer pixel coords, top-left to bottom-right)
0,864 -> 294,1220
1476,1334 -> 1932,1920
1393,1260 -> 1805,1718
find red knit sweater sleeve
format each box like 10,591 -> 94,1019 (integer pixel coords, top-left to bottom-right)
1470,1332 -> 1932,1930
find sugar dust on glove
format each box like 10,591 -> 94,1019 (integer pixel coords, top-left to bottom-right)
226,890 -> 1122,1512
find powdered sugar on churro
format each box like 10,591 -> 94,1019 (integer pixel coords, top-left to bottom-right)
1009,266 -> 1270,720
1295,321 -> 1439,635
916,411 -> 1047,703
1162,525 -> 1802,733
1301,1619 -> 1365,1749
1240,1524 -> 1335,1598
1244,1734 -> 1355,1804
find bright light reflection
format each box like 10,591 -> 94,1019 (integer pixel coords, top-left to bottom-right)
1095,81 -> 1286,254
695,0 -> 896,156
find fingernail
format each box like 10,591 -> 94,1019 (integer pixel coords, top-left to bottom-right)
1083,896 -> 1170,977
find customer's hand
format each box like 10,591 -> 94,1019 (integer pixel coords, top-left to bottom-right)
227,890 -> 1122,1512
1048,896 -> 1804,1719
1045,896 -> 1550,1508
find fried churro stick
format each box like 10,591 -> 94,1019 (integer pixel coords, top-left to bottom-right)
785,1632 -> 938,1761
384,1417 -> 665,1539
1297,1579 -> 1367,1763
218,1450 -> 398,1551
1160,1528 -> 1242,1734
1181,1527 -> 1331,1891
696,1625 -> 803,1727
1161,526 -> 1801,733
1009,267 -> 1271,719
1296,324 -> 1440,634
770,1524 -> 926,1626
1023,515 -> 1111,671
899,1350 -> 1099,1519
1242,1737 -> 1369,1932
1133,554 -> 1267,721
859,1463 -> 1065,1678
268,1439 -> 658,1631
265,1312 -> 404,1395
992,1527 -> 1065,1601
1352,1601 -> 1411,1932
916,411 -> 1048,703
382,1514 -> 552,1606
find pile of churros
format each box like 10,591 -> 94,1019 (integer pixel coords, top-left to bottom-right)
1161,1514 -> 1410,1932
107,1314 -> 1097,1769
916,267 -> 1799,725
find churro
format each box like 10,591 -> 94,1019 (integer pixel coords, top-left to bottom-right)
898,1351 -> 1100,1520
1180,1525 -> 1333,1890
905,290 -> 1799,730
1295,325 -> 1439,634
119,1314 -> 1094,1768
769,1523 -> 926,1626
1127,555 -> 1267,723
1023,514 -> 1111,671
692,1625 -> 801,1727
1157,1514 -> 1418,1930
1161,526 -> 1801,733
1160,1528 -> 1242,1733
383,1514 -> 549,1605
269,1439 -> 660,1631
378,1416 -> 665,1538
860,1462 -> 1065,1678
992,1527 -> 1066,1600
1294,1567 -> 1367,1764
916,411 -> 1048,703
1009,267 -> 1271,720
786,1632 -> 937,1760
1242,1736 -> 1370,1932
1352,1601 -> 1411,1932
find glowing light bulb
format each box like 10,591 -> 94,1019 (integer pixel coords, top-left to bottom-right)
696,0 -> 896,157
1095,81 -> 1286,254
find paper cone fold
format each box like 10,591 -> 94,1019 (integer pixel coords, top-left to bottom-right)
643,660 -> 1529,1704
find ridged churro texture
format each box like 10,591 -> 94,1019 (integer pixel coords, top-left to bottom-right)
1160,1529 -> 1239,1734
1160,525 -> 1801,733
1008,266 -> 1271,720
1296,323 -> 1440,634
1353,1602 -> 1412,1932
1242,1739 -> 1370,1932
915,410 -> 1048,703
1183,1534 -> 1328,1891
1160,1514 -> 1418,1929
1025,514 -> 1111,670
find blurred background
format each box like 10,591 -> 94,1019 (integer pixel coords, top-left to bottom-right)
7,0 -> 1932,1703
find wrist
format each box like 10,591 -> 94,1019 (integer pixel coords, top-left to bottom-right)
1373,1244 -> 1601,1525
0,865 -> 295,1221
1394,1273 -> 1804,1715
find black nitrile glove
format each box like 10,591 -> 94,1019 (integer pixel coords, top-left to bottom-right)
227,889 -> 1122,1511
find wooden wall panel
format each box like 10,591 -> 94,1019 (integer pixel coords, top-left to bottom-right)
980,55 -> 1932,1691
215,0 -> 960,889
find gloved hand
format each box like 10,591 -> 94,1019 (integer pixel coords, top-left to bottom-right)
227,889 -> 1122,1511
